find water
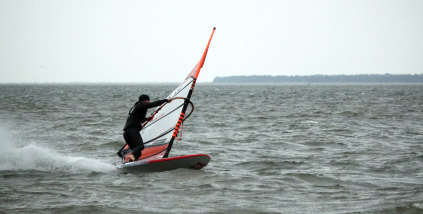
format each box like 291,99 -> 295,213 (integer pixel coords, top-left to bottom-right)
0,83 -> 422,213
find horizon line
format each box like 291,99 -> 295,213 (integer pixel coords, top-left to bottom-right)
1,74 -> 422,84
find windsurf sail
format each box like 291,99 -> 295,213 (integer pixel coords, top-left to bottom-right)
118,27 -> 216,161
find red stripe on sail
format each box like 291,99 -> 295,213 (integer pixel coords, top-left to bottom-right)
186,27 -> 216,80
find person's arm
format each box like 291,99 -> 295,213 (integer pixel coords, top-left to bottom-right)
145,99 -> 168,109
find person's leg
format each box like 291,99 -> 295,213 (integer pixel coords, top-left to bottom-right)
131,143 -> 144,160
123,128 -> 144,161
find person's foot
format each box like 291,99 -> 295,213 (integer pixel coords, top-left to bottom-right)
124,153 -> 135,162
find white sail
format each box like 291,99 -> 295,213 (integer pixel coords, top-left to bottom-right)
119,27 -> 216,161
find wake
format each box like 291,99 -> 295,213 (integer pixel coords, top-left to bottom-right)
0,126 -> 114,173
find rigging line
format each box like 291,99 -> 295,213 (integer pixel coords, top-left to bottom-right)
143,127 -> 174,145
177,123 -> 183,141
169,97 -> 194,142
142,97 -> 194,129
143,99 -> 194,146
142,103 -> 184,130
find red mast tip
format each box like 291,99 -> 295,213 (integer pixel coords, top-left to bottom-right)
213,27 -> 216,30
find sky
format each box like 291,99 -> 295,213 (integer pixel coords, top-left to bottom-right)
0,0 -> 422,83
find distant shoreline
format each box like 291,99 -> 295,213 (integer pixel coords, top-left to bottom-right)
213,74 -> 423,83
1,74 -> 423,84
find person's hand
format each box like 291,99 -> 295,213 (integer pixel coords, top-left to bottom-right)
165,99 -> 169,103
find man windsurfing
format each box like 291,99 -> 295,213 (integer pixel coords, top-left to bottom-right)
120,94 -> 168,162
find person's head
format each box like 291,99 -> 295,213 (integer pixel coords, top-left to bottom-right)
138,94 -> 150,103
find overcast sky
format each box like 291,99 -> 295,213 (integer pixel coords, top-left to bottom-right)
0,0 -> 422,83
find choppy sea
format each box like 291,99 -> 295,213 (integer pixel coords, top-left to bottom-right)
0,83 -> 422,213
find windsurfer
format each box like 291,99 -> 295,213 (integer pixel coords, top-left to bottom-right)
123,94 -> 168,162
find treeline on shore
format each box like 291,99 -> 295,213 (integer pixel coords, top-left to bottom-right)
213,74 -> 423,83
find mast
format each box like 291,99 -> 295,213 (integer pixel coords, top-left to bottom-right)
164,27 -> 216,158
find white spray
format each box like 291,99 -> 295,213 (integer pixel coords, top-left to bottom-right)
0,125 -> 115,173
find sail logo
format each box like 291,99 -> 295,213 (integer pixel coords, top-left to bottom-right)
151,139 -> 167,145
168,79 -> 192,98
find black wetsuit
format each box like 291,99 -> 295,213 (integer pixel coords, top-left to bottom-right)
123,99 -> 167,160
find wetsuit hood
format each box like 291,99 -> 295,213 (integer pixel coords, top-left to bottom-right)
139,94 -> 150,102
